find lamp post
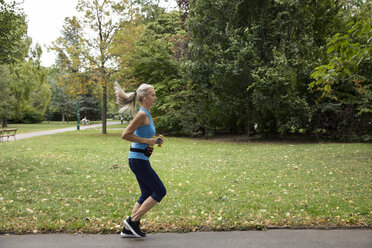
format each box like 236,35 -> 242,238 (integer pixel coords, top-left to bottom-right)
77,97 -> 80,130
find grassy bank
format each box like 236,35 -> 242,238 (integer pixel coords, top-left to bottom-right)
0,130 -> 371,233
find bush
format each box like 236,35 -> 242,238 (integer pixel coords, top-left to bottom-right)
311,103 -> 372,142
11,106 -> 45,124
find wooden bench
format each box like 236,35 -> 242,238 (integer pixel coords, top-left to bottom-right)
0,128 -> 18,142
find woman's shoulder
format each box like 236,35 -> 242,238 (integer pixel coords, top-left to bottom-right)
138,108 -> 151,117
135,110 -> 147,120
137,109 -> 147,116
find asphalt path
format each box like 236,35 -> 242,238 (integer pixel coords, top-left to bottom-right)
1,230 -> 371,248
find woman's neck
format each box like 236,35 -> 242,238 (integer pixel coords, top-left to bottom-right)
140,104 -> 150,112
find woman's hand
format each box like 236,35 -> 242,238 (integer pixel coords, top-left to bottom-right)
155,137 -> 164,145
147,137 -> 157,146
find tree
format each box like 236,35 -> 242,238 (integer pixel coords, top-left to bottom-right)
0,0 -> 28,64
133,0 -> 166,22
76,0 -> 129,134
113,10 -> 188,134
1,57 -> 50,125
46,67 -> 78,123
29,44 -> 51,116
310,2 -> 372,141
110,7 -> 145,87
51,16 -> 91,126
0,65 -> 16,127
0,0 -> 28,126
180,0 -> 344,137
0,1 -> 50,126
310,8 -> 371,107
109,0 -> 367,140
51,15 -> 105,124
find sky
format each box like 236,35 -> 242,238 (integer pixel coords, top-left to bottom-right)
20,0 -> 178,67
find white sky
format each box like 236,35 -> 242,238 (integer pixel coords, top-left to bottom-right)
20,0 -> 178,67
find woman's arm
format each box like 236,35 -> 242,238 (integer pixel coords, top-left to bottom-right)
122,111 -> 156,146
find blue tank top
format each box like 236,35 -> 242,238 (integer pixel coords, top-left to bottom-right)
128,107 -> 156,160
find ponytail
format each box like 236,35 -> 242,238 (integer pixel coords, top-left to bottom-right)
114,82 -> 154,115
114,82 -> 137,115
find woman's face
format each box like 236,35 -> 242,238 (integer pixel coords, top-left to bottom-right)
144,88 -> 157,107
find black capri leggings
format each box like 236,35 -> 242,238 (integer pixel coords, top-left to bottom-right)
129,158 -> 166,204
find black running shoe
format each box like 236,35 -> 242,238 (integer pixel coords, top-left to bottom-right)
120,226 -> 134,238
124,217 -> 146,238
120,226 -> 135,238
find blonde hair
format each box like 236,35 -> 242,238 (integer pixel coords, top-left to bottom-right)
114,82 -> 154,114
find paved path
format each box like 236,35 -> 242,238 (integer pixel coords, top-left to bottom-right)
1,230 -> 371,248
5,121 -> 121,141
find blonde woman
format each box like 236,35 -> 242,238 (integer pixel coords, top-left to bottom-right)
114,82 -> 165,238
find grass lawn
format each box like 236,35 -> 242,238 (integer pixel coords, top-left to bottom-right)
4,121 -> 77,134
0,130 -> 371,234
3,120 -> 124,134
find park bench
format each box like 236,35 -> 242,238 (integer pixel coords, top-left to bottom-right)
0,128 -> 18,142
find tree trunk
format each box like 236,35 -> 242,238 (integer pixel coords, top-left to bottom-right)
2,117 -> 8,128
101,83 -> 107,134
62,112 -> 65,124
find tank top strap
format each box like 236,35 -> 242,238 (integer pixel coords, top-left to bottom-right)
140,107 -> 152,121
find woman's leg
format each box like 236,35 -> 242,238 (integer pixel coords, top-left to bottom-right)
131,202 -> 141,216
131,196 -> 157,221
128,159 -> 166,221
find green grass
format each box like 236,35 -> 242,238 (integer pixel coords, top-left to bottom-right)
4,121 -> 77,134
3,120 -> 125,134
0,130 -> 371,234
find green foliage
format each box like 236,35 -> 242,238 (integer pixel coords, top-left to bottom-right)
310,3 -> 372,141
79,94 -> 101,120
133,0 -> 166,23
179,0 -> 341,137
46,68 -> 78,122
0,1 -> 29,64
50,16 -> 89,97
1,58 -> 51,124
311,103 -> 372,142
51,0 -> 133,133
0,2 -> 51,126
0,65 -> 16,123
2,0 -> 369,140
113,10 -> 188,134
248,50 -> 312,136
107,0 -> 371,141
11,105 -> 45,124
29,45 -> 51,114
310,19 -> 372,102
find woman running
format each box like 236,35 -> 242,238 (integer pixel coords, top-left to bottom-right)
114,82 -> 166,238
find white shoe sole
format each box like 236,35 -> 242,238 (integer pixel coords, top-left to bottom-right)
120,231 -> 136,238
124,219 -> 143,238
